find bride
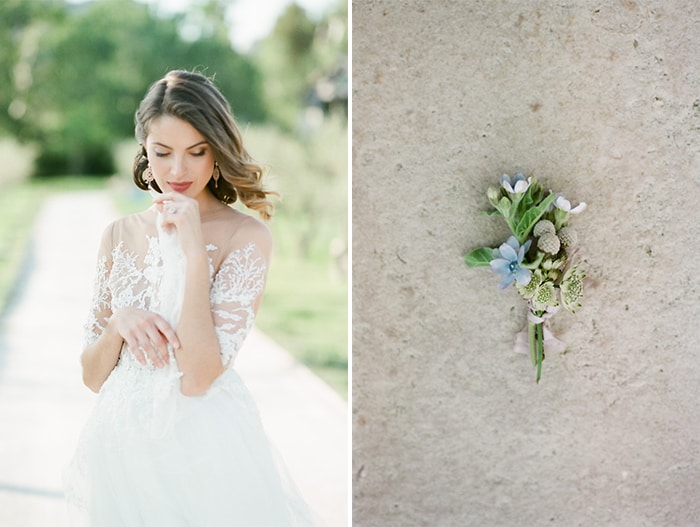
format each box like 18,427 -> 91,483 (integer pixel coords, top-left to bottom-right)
64,70 -> 317,526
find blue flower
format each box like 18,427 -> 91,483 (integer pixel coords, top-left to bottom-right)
490,236 -> 532,289
500,172 -> 531,194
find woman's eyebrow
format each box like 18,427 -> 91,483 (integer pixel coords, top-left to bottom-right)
152,140 -> 208,149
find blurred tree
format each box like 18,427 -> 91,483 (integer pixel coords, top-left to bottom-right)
250,1 -> 348,260
254,1 -> 347,132
0,0 -> 63,137
302,1 -> 348,131
275,3 -> 316,64
175,0 -> 230,43
15,0 -> 266,176
254,3 -> 317,131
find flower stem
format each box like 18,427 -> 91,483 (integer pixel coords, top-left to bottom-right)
528,321 -> 537,366
535,322 -> 544,383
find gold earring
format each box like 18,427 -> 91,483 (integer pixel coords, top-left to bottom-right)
213,162 -> 220,188
143,166 -> 154,184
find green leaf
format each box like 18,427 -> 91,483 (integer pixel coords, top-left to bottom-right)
513,178 -> 542,221
515,193 -> 557,242
480,209 -> 501,217
487,186 -> 501,207
465,247 -> 493,268
497,196 -> 511,216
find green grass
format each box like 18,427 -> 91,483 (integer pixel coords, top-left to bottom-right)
255,254 -> 348,398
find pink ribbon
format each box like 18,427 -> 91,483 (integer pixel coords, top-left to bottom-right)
514,310 -> 567,357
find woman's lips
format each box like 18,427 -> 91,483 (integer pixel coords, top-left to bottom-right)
168,182 -> 192,192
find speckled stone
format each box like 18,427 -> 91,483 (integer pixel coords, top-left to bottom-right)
352,1 -> 700,525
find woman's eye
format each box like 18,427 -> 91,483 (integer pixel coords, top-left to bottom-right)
154,151 -> 168,157
191,150 -> 206,157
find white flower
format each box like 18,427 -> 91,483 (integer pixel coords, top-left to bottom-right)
500,173 -> 532,194
554,195 -> 587,214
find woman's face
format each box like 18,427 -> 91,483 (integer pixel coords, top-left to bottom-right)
145,114 -> 215,200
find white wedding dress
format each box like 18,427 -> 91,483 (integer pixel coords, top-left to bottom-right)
64,207 -> 317,527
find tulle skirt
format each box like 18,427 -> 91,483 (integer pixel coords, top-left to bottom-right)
64,356 -> 317,527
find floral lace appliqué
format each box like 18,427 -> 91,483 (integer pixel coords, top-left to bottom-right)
211,243 -> 267,366
84,238 -> 266,368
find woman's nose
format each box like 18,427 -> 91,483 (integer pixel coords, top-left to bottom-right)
170,155 -> 185,176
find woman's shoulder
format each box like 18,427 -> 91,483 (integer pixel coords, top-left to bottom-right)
100,209 -> 155,245
212,207 -> 272,254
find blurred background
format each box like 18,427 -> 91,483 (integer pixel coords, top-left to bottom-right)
0,0 -> 348,396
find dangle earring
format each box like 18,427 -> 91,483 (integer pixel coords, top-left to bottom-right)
212,162 -> 220,188
143,165 -> 154,185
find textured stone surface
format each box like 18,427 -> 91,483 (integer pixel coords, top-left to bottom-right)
352,1 -> 700,525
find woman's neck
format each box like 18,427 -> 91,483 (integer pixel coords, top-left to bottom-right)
195,190 -> 229,219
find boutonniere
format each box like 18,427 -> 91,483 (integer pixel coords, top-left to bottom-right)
465,173 -> 586,382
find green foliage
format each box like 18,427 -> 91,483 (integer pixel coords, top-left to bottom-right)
274,4 -> 316,63
254,8 -> 314,131
514,192 -> 556,242
34,143 -> 115,177
243,118 -> 347,260
487,178 -> 557,244
464,247 -> 493,268
255,255 -> 347,397
13,0 -> 265,176
0,0 -> 63,136
242,119 -> 347,396
254,1 -> 347,131
2,0 -> 347,176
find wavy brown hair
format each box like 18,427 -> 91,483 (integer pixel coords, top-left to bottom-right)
133,70 -> 275,220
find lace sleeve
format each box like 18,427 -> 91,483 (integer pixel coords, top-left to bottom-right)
210,227 -> 271,367
83,224 -> 114,348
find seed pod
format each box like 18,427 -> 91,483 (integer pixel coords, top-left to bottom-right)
533,219 -> 556,238
537,233 -> 561,255
558,226 -> 578,247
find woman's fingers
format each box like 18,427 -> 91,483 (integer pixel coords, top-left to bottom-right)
153,191 -> 192,204
124,337 -> 148,366
116,308 -> 178,368
141,315 -> 181,368
139,323 -> 179,369
141,324 -> 170,365
137,343 -> 157,367
154,193 -> 198,217
153,193 -> 206,256
153,316 -> 181,350
154,192 -> 194,216
139,338 -> 166,368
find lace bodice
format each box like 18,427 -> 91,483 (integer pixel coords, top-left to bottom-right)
84,207 -> 270,368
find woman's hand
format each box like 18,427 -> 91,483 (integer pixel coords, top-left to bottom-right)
111,307 -> 180,368
152,192 -> 206,258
